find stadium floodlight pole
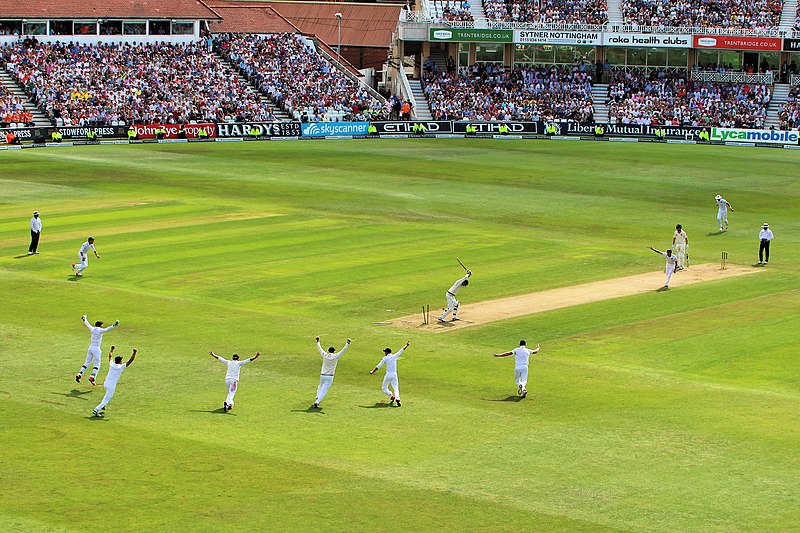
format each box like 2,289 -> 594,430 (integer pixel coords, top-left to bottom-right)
335,12 -> 342,66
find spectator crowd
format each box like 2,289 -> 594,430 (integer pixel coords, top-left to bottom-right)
779,87 -> 800,130
621,0 -> 783,30
0,84 -> 34,125
423,62 -> 595,121
1,40 -> 275,126
214,33 -> 386,122
483,0 -> 608,24
606,69 -> 770,128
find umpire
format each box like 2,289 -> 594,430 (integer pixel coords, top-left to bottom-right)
28,211 -> 42,255
758,223 -> 774,265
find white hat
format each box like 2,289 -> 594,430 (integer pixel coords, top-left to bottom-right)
762,223 -> 769,228
714,195 -> 721,200
33,211 -> 39,215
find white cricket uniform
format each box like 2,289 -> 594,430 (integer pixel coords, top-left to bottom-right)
673,230 -> 688,269
30,217 -> 42,233
439,273 -> 470,320
716,198 -> 729,229
78,318 -> 118,377
215,356 -> 253,407
376,347 -> 407,400
76,241 -> 96,274
315,341 -> 349,405
512,346 -> 536,389
95,362 -> 126,411
660,252 -> 678,287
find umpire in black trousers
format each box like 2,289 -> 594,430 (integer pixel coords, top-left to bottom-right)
28,211 -> 42,255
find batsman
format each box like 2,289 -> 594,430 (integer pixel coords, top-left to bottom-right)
437,258 -> 472,322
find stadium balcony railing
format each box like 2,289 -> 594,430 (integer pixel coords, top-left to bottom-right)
690,70 -> 775,85
791,74 -> 800,86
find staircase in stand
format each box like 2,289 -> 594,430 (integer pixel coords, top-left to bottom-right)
779,0 -> 798,32
429,47 -> 448,73
765,83 -> 790,128
215,53 -> 292,121
0,69 -> 52,127
591,84 -> 610,122
606,0 -> 624,24
408,80 -> 433,120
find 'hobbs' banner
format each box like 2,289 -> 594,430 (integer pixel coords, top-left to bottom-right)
132,123 -> 217,139
710,127 -> 799,145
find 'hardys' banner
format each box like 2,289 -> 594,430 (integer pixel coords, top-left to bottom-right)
216,122 -> 302,138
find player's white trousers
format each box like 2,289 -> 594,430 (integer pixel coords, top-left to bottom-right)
95,382 -> 117,410
664,265 -> 675,287
381,372 -> 400,400
717,210 -> 728,228
514,366 -> 529,388
440,293 -> 459,319
80,346 -> 102,375
316,375 -> 334,403
225,378 -> 238,406
675,244 -> 686,268
76,254 -> 89,274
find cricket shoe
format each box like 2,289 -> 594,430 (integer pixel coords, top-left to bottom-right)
389,396 -> 395,405
27,251 -> 33,255
764,261 -> 769,264
437,317 -> 445,323
92,409 -> 101,417
395,399 -> 401,407
88,376 -> 96,386
312,403 -> 319,409
451,317 -> 460,322
522,389 -> 528,398
34,251 -> 39,255
518,384 -> 523,395
71,263 -> 76,270
758,261 -> 763,265
76,272 -> 82,277
223,402 -> 230,412
75,374 -> 81,383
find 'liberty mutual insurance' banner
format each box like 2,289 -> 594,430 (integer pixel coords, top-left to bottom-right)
301,122 -> 370,138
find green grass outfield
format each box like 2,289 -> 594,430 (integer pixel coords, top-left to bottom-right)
1,139 -> 799,532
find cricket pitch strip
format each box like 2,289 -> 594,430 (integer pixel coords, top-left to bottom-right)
390,263 -> 762,332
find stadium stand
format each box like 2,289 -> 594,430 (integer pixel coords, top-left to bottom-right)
0,41 -> 273,126
621,0 -> 784,30
606,69 -> 770,127
0,84 -> 33,126
483,0 -> 608,24
779,86 -> 800,129
213,33 -> 386,122
422,62 -> 595,121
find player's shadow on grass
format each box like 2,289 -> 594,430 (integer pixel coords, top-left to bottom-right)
86,415 -> 109,421
359,402 -> 393,409
751,263 -> 766,267
706,231 -> 725,236
290,407 -> 326,414
14,254 -> 33,259
189,408 -> 232,415
67,275 -> 82,282
656,286 -> 670,292
52,389 -> 92,401
485,396 -> 525,402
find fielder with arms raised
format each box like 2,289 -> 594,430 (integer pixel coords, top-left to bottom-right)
494,340 -> 540,398
92,345 -> 136,417
209,350 -> 260,412
370,341 -> 410,406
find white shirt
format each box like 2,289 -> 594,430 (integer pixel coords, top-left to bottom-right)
317,341 -> 349,375
661,252 -> 678,269
30,216 -> 42,232
716,198 -> 728,212
376,347 -> 406,374
216,357 -> 252,380
104,362 -> 126,387
79,241 -> 96,256
759,229 -> 774,241
447,274 -> 470,295
84,317 -> 117,348
512,346 -> 536,367
673,230 -> 687,245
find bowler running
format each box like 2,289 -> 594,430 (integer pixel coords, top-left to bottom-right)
370,341 -> 410,406
72,237 -> 100,276
650,246 -> 678,288
493,340 -> 541,397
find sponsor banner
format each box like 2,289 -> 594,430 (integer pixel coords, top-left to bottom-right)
371,121 -> 453,134
132,123 -> 217,139
552,136 -> 581,141
694,35 -> 782,51
1,126 -> 49,141
603,32 -> 691,48
56,125 -> 126,139
301,122 -> 369,138
667,139 -> 697,144
100,140 -> 130,145
429,28 -> 512,43
452,122 -> 539,134
216,122 -> 302,138
216,138 -> 245,143
562,122 -> 704,138
609,137 -> 638,142
711,127 -> 799,145
783,38 -> 800,52
514,29 -> 601,46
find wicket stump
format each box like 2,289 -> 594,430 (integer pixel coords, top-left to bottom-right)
721,251 -> 728,270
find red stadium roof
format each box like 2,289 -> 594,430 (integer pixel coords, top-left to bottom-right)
210,1 -> 402,48
0,0 -> 222,20
208,5 -> 302,33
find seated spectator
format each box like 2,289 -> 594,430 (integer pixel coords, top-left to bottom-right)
214,33 -> 386,122
622,0 -> 783,30
779,87 -> 800,130
483,0 -> 608,25
1,40 -> 277,126
0,84 -> 34,126
606,69 -> 770,128
422,62 -> 595,122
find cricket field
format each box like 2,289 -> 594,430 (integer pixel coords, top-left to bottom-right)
1,139 -> 798,532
